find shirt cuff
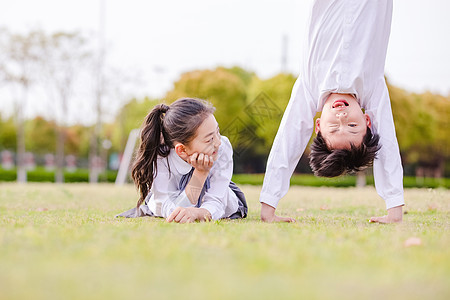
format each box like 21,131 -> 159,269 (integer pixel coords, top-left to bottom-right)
174,190 -> 196,208
259,193 -> 280,209
200,203 -> 224,220
385,195 -> 405,210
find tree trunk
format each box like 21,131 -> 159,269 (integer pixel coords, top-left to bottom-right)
16,85 -> 27,183
356,171 -> 366,188
55,125 -> 65,183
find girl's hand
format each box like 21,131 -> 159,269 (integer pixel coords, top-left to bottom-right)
188,152 -> 215,173
166,207 -> 211,223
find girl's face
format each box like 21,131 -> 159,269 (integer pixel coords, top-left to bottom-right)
180,113 -> 221,160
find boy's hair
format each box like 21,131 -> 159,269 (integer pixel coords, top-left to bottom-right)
309,127 -> 381,177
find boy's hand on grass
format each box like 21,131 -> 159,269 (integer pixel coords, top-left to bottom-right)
369,205 -> 403,224
166,207 -> 211,223
261,203 -> 296,223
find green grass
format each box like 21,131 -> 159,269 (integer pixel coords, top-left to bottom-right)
0,183 -> 449,300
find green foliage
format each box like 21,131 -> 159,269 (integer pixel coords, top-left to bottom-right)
0,67 -> 449,177
0,184 -> 449,299
246,73 -> 296,148
388,81 -> 450,168
220,66 -> 256,87
65,124 -> 91,156
111,97 -> 161,152
0,114 -> 16,150
25,117 -> 57,154
165,68 -> 248,129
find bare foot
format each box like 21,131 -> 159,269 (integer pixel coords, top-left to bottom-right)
369,215 -> 402,224
261,203 -> 296,223
369,205 -> 403,224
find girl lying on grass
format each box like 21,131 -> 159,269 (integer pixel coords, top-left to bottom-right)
117,98 -> 247,223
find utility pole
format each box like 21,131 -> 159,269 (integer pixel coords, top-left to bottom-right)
281,34 -> 288,73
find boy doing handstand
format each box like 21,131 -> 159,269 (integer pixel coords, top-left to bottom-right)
260,0 -> 404,223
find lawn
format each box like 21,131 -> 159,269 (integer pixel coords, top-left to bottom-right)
0,183 -> 449,300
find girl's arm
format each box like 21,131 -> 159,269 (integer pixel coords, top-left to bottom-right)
151,158 -> 198,218
166,153 -> 215,223
199,136 -> 232,220
184,152 -> 214,205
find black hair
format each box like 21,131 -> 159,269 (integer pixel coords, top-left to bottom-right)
309,127 -> 381,177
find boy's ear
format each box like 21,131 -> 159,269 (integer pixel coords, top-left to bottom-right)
315,118 -> 321,134
365,114 -> 372,129
174,143 -> 188,159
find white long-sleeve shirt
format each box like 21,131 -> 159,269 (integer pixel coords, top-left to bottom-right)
147,135 -> 239,220
260,0 -> 404,210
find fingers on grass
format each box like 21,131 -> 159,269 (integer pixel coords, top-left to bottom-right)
181,215 -> 193,224
167,207 -> 182,222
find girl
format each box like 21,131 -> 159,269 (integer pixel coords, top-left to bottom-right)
117,98 -> 247,223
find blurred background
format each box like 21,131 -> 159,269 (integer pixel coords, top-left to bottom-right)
0,0 -> 449,186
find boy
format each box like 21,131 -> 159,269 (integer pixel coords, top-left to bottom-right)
260,0 -> 404,223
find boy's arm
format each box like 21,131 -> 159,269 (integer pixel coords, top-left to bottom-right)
367,80 -> 405,222
260,78 -> 316,222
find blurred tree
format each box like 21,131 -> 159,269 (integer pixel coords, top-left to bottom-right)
38,31 -> 91,183
246,73 -> 296,150
388,80 -> 450,177
0,115 -> 16,151
219,66 -> 255,87
67,124 -> 91,158
165,68 -> 248,129
111,97 -> 161,154
0,29 -> 42,182
25,117 -> 56,154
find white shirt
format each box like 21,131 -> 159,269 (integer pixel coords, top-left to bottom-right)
260,0 -> 404,210
147,135 -> 239,220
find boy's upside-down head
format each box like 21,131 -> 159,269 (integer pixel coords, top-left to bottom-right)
309,93 -> 381,177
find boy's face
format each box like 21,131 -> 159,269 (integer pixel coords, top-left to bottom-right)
315,93 -> 371,149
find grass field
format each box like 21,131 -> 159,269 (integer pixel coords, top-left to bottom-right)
0,183 -> 449,300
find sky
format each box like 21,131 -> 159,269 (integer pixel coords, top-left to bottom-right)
1,0 -> 449,124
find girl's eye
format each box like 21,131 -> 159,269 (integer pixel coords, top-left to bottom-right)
348,124 -> 357,127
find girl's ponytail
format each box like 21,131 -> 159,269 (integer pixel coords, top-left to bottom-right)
131,103 -> 171,208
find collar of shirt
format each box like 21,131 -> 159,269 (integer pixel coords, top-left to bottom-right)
168,148 -> 192,175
